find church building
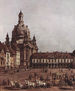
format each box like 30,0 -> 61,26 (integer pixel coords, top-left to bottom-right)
5,11 -> 38,68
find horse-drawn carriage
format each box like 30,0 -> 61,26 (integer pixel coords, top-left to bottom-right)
9,79 -> 51,89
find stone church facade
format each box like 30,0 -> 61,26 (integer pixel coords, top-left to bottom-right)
5,11 -> 38,68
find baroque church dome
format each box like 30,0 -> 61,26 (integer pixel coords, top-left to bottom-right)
12,11 -> 30,41
15,24 -> 30,37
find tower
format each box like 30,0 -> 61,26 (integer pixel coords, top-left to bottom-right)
32,35 -> 36,45
18,11 -> 24,25
5,33 -> 9,47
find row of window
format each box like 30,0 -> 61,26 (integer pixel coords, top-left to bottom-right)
32,59 -> 73,63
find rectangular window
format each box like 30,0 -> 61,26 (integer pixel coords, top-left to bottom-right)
41,59 -> 44,63
44,59 -> 46,63
47,59 -> 49,63
59,59 -> 61,63
38,59 -> 40,63
32,59 -> 34,63
53,59 -> 55,63
62,59 -> 64,63
56,59 -> 58,63
68,59 -> 70,63
35,59 -> 37,63
65,59 -> 67,63
50,59 -> 52,63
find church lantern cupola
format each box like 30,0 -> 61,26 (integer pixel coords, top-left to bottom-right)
18,11 -> 24,25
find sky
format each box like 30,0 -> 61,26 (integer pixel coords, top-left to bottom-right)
0,0 -> 75,52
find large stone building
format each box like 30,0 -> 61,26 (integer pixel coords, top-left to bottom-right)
0,11 -> 75,69
10,11 -> 38,68
30,52 -> 75,68
0,41 -> 15,69
0,11 -> 38,69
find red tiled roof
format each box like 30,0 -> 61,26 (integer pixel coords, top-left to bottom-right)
31,52 -> 73,59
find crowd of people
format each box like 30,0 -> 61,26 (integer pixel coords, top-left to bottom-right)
0,68 -> 75,90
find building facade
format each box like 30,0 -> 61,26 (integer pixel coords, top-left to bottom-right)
30,52 -> 75,68
0,44 -> 6,68
0,11 -> 38,69
6,11 -> 38,68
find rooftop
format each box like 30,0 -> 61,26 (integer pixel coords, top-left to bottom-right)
31,52 -> 74,59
